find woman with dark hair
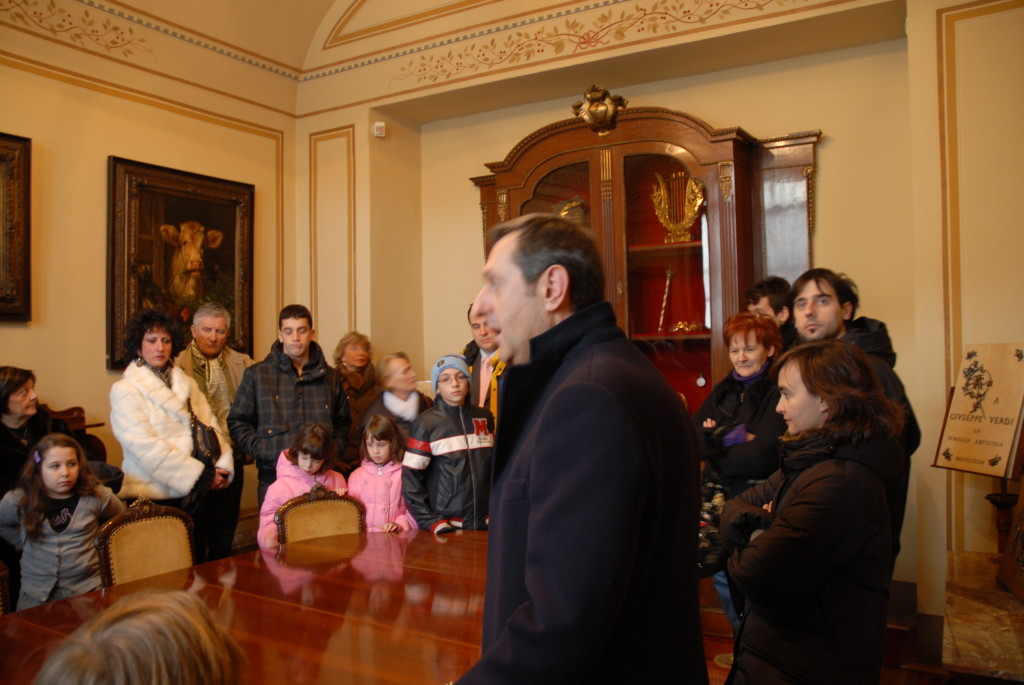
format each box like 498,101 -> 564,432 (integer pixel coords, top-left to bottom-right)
0,366 -> 77,607
721,339 -> 906,685
692,313 -> 787,631
109,309 -> 234,560
0,367 -> 76,496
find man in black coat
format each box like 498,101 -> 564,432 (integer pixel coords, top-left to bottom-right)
790,268 -> 919,560
455,214 -> 707,685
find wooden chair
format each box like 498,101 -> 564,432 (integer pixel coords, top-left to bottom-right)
274,483 -> 366,544
0,560 -> 10,616
38,403 -> 108,462
94,496 -> 195,587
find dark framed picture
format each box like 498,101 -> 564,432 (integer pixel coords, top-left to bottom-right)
107,157 -> 254,369
0,132 -> 31,322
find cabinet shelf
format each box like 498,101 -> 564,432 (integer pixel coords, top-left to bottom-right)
631,333 -> 711,341
627,241 -> 703,254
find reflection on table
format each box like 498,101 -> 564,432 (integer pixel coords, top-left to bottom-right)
0,529 -> 488,684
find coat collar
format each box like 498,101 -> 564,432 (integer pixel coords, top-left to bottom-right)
523,301 -> 622,374
266,340 -> 329,380
123,361 -> 191,410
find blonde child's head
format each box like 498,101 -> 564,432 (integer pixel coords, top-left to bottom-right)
18,433 -> 99,540
285,423 -> 338,475
360,414 -> 404,466
32,591 -> 244,685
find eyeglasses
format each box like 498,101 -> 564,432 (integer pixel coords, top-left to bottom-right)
437,373 -> 468,386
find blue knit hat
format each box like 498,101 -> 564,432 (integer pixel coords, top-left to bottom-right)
431,354 -> 471,393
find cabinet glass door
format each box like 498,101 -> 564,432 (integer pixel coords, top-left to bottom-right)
521,161 -> 591,224
623,154 -> 712,411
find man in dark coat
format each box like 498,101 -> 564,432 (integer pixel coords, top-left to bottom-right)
455,214 -> 707,685
790,268 -> 919,559
228,304 -> 349,507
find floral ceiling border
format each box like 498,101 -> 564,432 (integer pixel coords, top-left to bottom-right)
1,0 -> 825,87
0,0 -> 154,60
391,0 -> 782,84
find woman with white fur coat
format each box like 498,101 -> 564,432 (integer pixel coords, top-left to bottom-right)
110,309 -> 233,549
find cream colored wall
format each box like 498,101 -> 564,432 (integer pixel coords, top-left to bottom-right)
923,0 -> 1024,567
0,61 -> 290,511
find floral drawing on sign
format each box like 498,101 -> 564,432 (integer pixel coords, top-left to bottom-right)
961,350 -> 993,418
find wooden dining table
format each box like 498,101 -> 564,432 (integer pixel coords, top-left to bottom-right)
0,529 -> 488,684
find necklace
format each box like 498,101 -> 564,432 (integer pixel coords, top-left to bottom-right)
5,421 -> 31,446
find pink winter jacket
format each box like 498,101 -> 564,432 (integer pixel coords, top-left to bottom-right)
257,451 -> 347,549
347,459 -> 417,532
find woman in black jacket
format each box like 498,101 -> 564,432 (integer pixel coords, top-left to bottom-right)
721,340 -> 906,685
692,313 -> 786,630
693,313 -> 786,499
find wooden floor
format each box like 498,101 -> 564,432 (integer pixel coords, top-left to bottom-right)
703,633 -> 734,685
701,631 -> 956,685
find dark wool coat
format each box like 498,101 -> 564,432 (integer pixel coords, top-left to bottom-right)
456,302 -> 708,685
228,340 -> 349,483
841,318 -> 919,558
692,369 -> 787,498
722,434 -> 901,685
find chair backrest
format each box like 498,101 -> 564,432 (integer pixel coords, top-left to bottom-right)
94,496 -> 195,587
275,483 -> 366,544
0,560 -> 10,616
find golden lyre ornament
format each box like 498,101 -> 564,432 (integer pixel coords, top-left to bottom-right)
652,171 -> 704,243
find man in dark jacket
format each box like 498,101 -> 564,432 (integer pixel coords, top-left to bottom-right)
790,268 -> 919,558
455,214 -> 707,685
745,275 -> 797,351
228,304 -> 349,507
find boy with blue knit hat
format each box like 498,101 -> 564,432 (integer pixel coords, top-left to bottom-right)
402,353 -> 494,534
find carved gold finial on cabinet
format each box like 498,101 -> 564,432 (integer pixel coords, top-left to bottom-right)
572,85 -> 628,136
652,172 -> 704,243
718,161 -> 734,200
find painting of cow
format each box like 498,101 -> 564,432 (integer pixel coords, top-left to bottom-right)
107,157 -> 253,369
160,220 -> 224,302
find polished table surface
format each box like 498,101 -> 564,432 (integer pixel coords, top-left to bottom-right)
0,530 -> 488,684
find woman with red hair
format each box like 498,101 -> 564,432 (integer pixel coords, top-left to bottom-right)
692,312 -> 787,632
693,313 -> 786,500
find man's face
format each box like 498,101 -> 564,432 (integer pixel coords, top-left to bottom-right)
792,279 -> 852,342
475,232 -> 550,366
191,315 -> 229,359
469,312 -> 497,355
277,317 -> 314,364
747,296 -> 789,327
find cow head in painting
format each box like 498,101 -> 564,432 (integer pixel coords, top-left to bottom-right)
160,221 -> 224,303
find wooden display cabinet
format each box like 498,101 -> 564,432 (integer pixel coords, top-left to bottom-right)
473,91 -> 818,410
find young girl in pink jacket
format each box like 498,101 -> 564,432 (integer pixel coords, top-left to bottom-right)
257,424 -> 347,549
347,415 -> 416,533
